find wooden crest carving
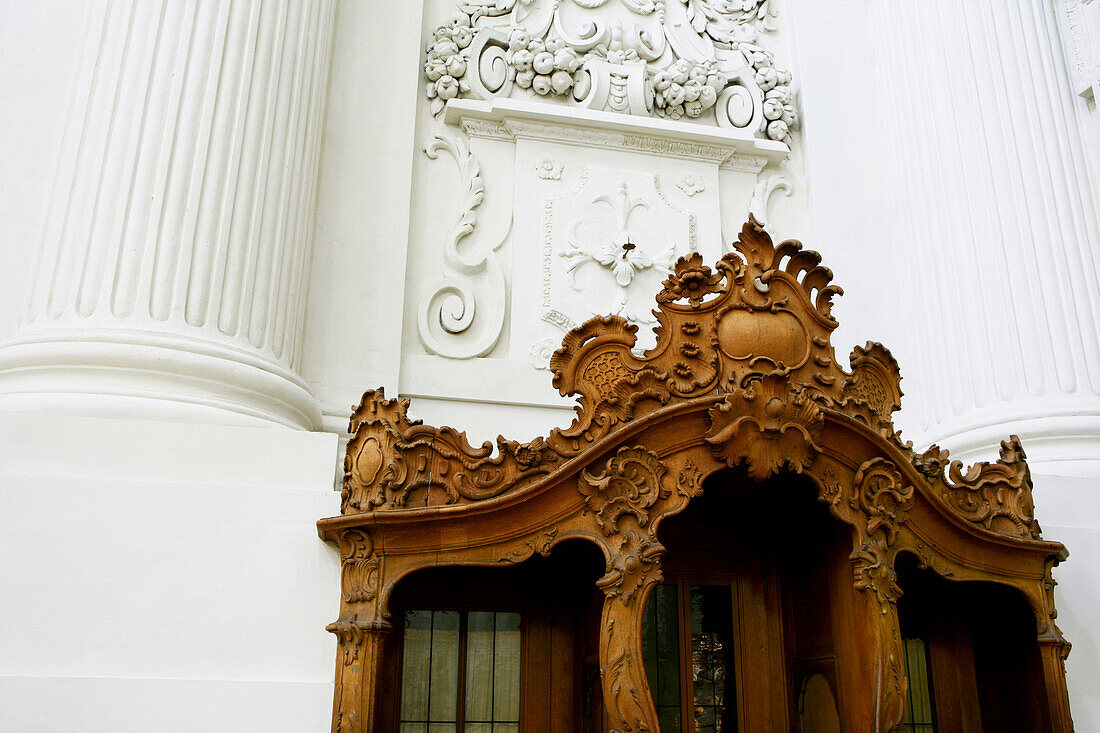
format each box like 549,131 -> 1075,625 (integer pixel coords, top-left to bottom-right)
916,436 -> 1042,540
323,218 -> 1072,733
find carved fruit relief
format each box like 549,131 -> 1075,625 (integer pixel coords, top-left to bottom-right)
423,0 -> 799,143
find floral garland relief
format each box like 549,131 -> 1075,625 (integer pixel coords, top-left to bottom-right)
424,0 -> 798,143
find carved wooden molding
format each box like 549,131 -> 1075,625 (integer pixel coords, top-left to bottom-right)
321,218 -> 1073,733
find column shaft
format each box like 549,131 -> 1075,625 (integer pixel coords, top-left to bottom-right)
873,0 -> 1100,463
0,0 -> 337,429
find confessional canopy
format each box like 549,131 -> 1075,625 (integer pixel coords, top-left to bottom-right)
318,219 -> 1072,732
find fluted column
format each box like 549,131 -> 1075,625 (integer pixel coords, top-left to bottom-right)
871,0 -> 1100,465
0,0 -> 336,429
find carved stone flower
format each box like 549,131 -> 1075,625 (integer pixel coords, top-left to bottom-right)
529,337 -> 558,369
534,157 -> 564,180
657,253 -> 723,307
599,238 -> 656,286
675,173 -> 705,196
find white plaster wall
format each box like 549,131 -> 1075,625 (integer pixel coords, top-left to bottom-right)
0,414 -> 340,732
301,0 -> 426,432
1034,470 -> 1100,730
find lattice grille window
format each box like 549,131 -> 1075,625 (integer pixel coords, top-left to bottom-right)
400,610 -> 522,733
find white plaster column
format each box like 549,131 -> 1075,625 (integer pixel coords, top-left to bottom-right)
870,0 -> 1100,467
0,0 -> 337,430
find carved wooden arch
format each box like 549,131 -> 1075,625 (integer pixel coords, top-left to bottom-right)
318,219 -> 1072,733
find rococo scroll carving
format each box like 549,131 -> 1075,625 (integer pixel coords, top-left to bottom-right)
849,458 -> 914,605
342,388 -> 564,512
328,217 -> 1072,733
340,530 -> 380,604
579,446 -> 702,733
933,435 -> 1042,540
579,446 -> 672,601
847,457 -> 914,732
343,219 -> 1041,532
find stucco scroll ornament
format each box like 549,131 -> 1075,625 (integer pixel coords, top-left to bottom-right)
748,171 -> 792,227
417,131 -> 506,359
578,446 -> 702,733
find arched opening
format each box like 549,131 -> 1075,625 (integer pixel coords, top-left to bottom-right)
645,468 -> 851,732
380,540 -> 606,732
895,556 -> 1052,732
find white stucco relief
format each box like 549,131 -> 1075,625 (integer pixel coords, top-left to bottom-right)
417,131 -> 508,359
424,0 -> 797,142
552,174 -> 682,329
406,0 -> 798,408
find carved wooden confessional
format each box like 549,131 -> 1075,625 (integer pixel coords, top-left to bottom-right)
318,219 -> 1073,732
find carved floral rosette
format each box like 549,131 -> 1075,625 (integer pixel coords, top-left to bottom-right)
324,218 -> 1072,733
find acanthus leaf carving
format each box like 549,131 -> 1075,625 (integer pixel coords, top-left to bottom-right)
339,529 -> 380,604
849,458 -> 913,605
579,445 -> 692,733
579,445 -> 670,538
417,130 -> 506,360
942,435 -> 1042,540
497,528 -> 561,564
